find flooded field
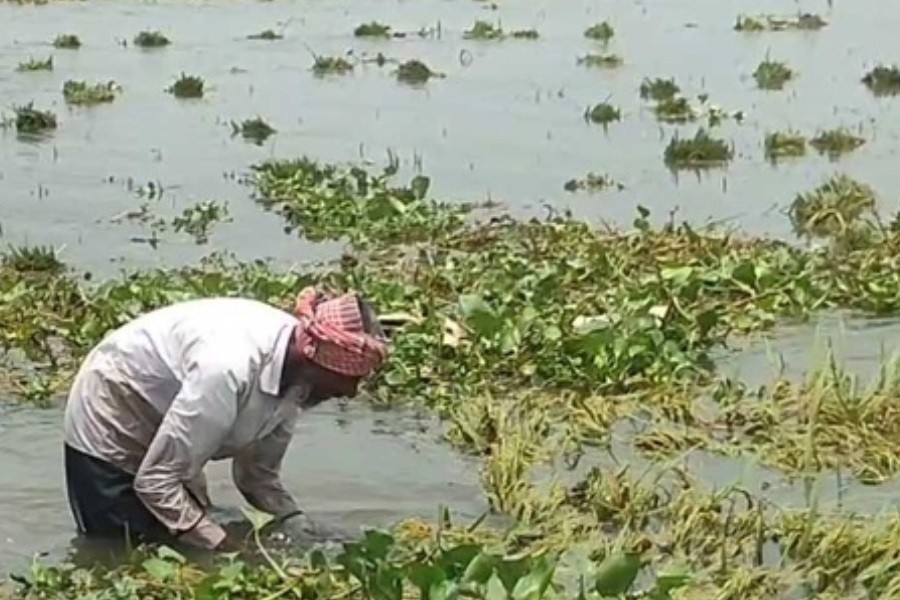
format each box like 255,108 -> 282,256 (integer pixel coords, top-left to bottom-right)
5,0 -> 900,598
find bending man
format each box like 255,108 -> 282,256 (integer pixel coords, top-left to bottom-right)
62,287 -> 389,551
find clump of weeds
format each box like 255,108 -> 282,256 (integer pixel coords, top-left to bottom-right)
311,55 -> 354,76
789,174 -> 878,242
764,130 -> 807,161
354,21 -> 392,38
247,29 -> 283,40
734,13 -> 827,32
809,127 -> 866,159
664,128 -> 733,169
166,73 -> 205,99
577,53 -> 623,69
171,200 -> 232,244
510,29 -> 539,39
639,77 -> 680,102
584,21 -> 614,42
464,20 -> 503,40
13,103 -> 57,135
586,102 -> 621,127
62,80 -> 120,106
133,30 -> 170,47
563,172 -> 624,192
231,117 -> 276,145
396,60 -> 442,85
862,64 -> 900,97
753,59 -> 794,90
654,96 -> 695,123
53,34 -> 81,49
16,56 -> 53,72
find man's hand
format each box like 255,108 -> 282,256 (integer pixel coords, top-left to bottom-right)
276,511 -> 353,548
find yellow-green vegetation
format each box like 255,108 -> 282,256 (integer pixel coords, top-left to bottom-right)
396,60 -> 441,85
734,13 -> 827,32
862,64 -> 900,96
584,21 -> 614,42
753,59 -> 794,90
563,172 -> 624,193
16,56 -> 52,72
312,55 -> 354,76
248,28 -> 283,40
577,53 -> 623,69
809,128 -> 866,159
663,129 -> 733,169
586,102 -> 620,127
62,80 -> 120,106
12,103 -> 57,135
464,20 -> 504,40
166,73 -> 205,98
52,34 -> 80,49
133,30 -> 170,47
231,116 -> 276,145
354,21 -> 391,38
764,131 -> 807,161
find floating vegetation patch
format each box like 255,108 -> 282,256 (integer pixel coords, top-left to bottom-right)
463,20 -> 504,40
862,64 -> 900,97
764,130 -> 807,161
653,95 -> 695,123
231,116 -> 276,145
13,102 -> 57,135
753,59 -> 795,90
664,128 -> 733,169
354,21 -> 391,38
584,21 -> 614,42
133,30 -> 170,47
586,102 -> 621,126
311,55 -> 354,76
639,77 -> 680,102
510,29 -> 539,39
16,56 -> 52,72
789,174 -> 878,243
62,80 -> 120,106
52,34 -> 81,49
247,29 -> 283,40
734,13 -> 827,32
563,172 -> 624,193
166,73 -> 205,99
171,201 -> 232,244
396,59 -> 442,85
809,127 -> 866,159
576,53 -> 623,69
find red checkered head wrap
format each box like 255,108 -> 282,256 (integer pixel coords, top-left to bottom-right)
292,286 -> 389,377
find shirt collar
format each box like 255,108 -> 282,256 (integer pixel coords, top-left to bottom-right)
259,322 -> 294,396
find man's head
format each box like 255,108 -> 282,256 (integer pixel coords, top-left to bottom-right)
282,287 -> 389,406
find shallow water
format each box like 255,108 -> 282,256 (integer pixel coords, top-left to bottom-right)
0,402 -> 488,573
2,0 -> 900,276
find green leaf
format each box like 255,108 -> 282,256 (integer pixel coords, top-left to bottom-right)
408,563 -> 447,600
156,545 -> 186,563
594,552 -> 641,597
695,308 -> 719,337
142,557 -> 175,582
241,506 -> 275,532
649,565 -> 692,599
731,261 -> 758,289
660,266 -> 693,286
362,530 -> 395,560
511,555 -> 556,600
458,294 -> 503,338
496,556 -> 531,594
438,544 -> 482,577
462,552 -> 499,585
485,574 -> 508,600
429,580 -> 460,600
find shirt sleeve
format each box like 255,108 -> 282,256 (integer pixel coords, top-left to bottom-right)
133,350 -> 242,550
231,413 -> 300,518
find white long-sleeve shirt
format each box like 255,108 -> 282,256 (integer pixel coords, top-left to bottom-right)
63,297 -> 310,549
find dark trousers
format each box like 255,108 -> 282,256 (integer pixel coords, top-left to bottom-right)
64,444 -> 176,545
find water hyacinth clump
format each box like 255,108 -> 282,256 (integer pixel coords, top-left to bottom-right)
13,103 -> 57,134
311,55 -> 354,76
52,34 -> 81,49
764,131 -> 807,161
753,59 -> 794,90
563,172 -> 624,192
663,128 -> 733,169
653,96 -> 695,123
639,77 -> 680,102
809,127 -> 866,159
16,56 -> 52,72
133,30 -> 170,47
862,64 -> 900,97
464,20 -> 503,40
62,80 -> 120,106
789,174 -> 878,242
166,73 -> 205,99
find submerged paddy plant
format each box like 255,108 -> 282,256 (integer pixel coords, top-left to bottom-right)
354,21 -> 392,38
171,201 -> 232,244
463,20 -> 504,40
52,34 -> 81,49
396,60 -> 441,85
664,128 -> 733,169
166,73 -> 205,99
510,29 -> 539,39
764,130 -> 807,161
734,13 -> 827,32
13,103 -> 57,135
586,102 -> 621,127
231,117 -> 276,145
809,127 -> 866,159
584,21 -> 615,42
577,53 -> 623,69
563,172 -> 624,193
133,30 -> 170,48
311,55 -> 354,76
62,80 -> 120,106
653,96 -> 695,123
247,29 -> 283,40
16,56 -> 52,72
753,59 -> 794,90
639,77 -> 680,102
862,64 -> 900,97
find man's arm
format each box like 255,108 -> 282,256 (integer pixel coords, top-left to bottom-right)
231,413 -> 300,518
133,353 -> 241,550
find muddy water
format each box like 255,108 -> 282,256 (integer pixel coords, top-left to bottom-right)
2,0 -> 900,276
0,402 -> 488,573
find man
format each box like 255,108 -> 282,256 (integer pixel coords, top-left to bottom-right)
62,286 -> 389,551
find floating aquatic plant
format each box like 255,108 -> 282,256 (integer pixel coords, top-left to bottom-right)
639,77 -> 680,102
62,80 -> 120,106
764,131 -> 807,161
577,53 -> 623,68
862,64 -> 900,97
231,117 -> 276,145
247,29 -> 283,40
354,21 -> 392,38
584,21 -> 614,42
16,56 -> 52,72
396,60 -> 441,85
653,96 -> 695,123
809,128 -> 866,159
464,20 -> 503,40
753,59 -> 794,90
664,128 -> 733,169
789,174 -> 878,241
166,73 -> 205,99
563,172 -> 624,192
734,13 -> 827,32
133,30 -> 170,47
311,55 -> 354,76
52,34 -> 81,49
586,102 -> 621,126
171,201 -> 232,244
510,29 -> 539,39
13,103 -> 57,134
